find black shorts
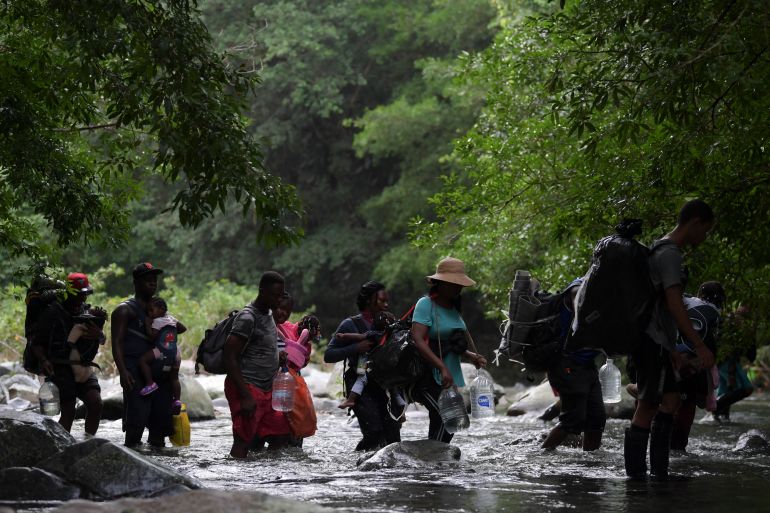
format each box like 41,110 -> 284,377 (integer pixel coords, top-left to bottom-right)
547,356 -> 606,434
50,364 -> 101,402
631,339 -> 678,404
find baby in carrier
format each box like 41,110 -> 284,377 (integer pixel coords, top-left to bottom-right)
335,311 -> 405,411
68,306 -> 108,383
138,297 -> 185,413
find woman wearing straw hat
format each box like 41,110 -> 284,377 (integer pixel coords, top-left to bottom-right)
411,257 -> 487,443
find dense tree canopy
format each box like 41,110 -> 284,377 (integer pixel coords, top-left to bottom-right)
0,0 -> 300,278
418,0 -> 770,335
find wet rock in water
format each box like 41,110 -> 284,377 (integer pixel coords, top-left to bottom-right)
313,397 -> 345,414
1,374 -> 40,403
195,374 -> 225,399
179,375 -> 215,421
76,392 -> 123,421
302,364 -> 332,398
211,397 -> 229,410
604,388 -> 636,420
357,440 -> 461,471
0,467 -> 81,501
51,489 -> 334,513
733,430 -> 770,454
506,380 -> 555,416
40,439 -> 200,498
0,410 -> 75,469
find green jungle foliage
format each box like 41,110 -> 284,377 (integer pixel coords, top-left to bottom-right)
417,0 -> 770,347
2,0 -> 768,384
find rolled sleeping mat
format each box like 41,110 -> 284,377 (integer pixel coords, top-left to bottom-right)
510,295 -> 541,345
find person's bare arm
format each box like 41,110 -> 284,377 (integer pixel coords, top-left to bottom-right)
664,286 -> 715,368
111,304 -> 135,391
224,333 -> 256,416
411,322 -> 453,388
176,320 -> 187,334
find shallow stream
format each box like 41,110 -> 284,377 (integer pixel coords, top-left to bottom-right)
64,394 -> 770,512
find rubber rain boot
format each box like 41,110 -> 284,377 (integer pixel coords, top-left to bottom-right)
650,412 -> 674,481
624,426 -> 649,480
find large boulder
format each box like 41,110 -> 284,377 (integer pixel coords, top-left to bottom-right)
179,376 -> 215,421
40,439 -> 200,498
0,467 -> 81,501
357,440 -> 461,471
52,489 -> 335,513
506,380 -> 556,416
0,409 -> 75,469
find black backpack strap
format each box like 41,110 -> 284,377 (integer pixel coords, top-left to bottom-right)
121,299 -> 150,341
350,314 -> 368,334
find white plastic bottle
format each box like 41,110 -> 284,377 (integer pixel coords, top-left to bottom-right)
599,358 -> 622,404
271,366 -> 295,412
39,381 -> 61,416
438,386 -> 470,433
469,373 -> 495,419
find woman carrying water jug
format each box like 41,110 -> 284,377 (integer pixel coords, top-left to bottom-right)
411,257 -> 487,443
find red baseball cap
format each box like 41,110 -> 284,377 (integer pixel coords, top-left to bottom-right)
67,272 -> 93,294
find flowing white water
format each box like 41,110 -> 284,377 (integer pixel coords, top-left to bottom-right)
64,395 -> 770,512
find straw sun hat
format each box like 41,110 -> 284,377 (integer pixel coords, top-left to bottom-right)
426,257 -> 476,287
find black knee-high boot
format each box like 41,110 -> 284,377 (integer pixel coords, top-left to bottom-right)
624,425 -> 649,479
650,412 -> 674,480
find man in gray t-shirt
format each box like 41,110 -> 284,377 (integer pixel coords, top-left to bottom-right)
224,271 -> 288,458
625,200 -> 715,481
230,305 -> 279,391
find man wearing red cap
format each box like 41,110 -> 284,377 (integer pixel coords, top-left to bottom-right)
32,272 -> 105,435
111,262 -> 173,447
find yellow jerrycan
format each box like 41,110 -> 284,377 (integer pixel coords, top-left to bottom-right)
170,403 -> 191,446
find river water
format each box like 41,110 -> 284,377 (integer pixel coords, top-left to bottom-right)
65,394 -> 770,512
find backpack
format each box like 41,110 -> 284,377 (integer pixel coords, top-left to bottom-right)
566,219 -> 671,356
367,313 -> 425,390
505,288 -> 573,373
22,281 -> 63,375
195,308 -> 243,374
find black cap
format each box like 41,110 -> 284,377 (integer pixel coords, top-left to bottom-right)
132,262 -> 164,280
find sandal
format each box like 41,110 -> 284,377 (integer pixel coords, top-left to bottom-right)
140,382 -> 159,396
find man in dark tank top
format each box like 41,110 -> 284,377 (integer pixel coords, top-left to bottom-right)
111,262 -> 172,447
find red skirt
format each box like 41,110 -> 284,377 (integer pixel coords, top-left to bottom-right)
224,377 -> 291,441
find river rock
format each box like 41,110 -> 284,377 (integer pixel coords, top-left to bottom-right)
1,374 -> 40,403
302,364 -> 331,397
195,374 -> 225,399
179,375 -> 215,421
75,392 -> 123,421
0,409 -> 75,469
733,430 -> 770,454
506,380 -> 556,416
604,388 -> 635,419
0,467 -> 81,501
40,439 -> 200,498
51,489 -> 335,513
324,362 -> 345,399
357,440 -> 461,471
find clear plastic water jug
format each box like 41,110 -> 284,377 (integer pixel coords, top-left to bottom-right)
438,386 -> 470,433
469,373 -> 495,419
272,366 -> 295,412
39,381 -> 61,416
599,358 -> 622,404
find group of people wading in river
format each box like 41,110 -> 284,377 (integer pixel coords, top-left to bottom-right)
25,199 -> 757,481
